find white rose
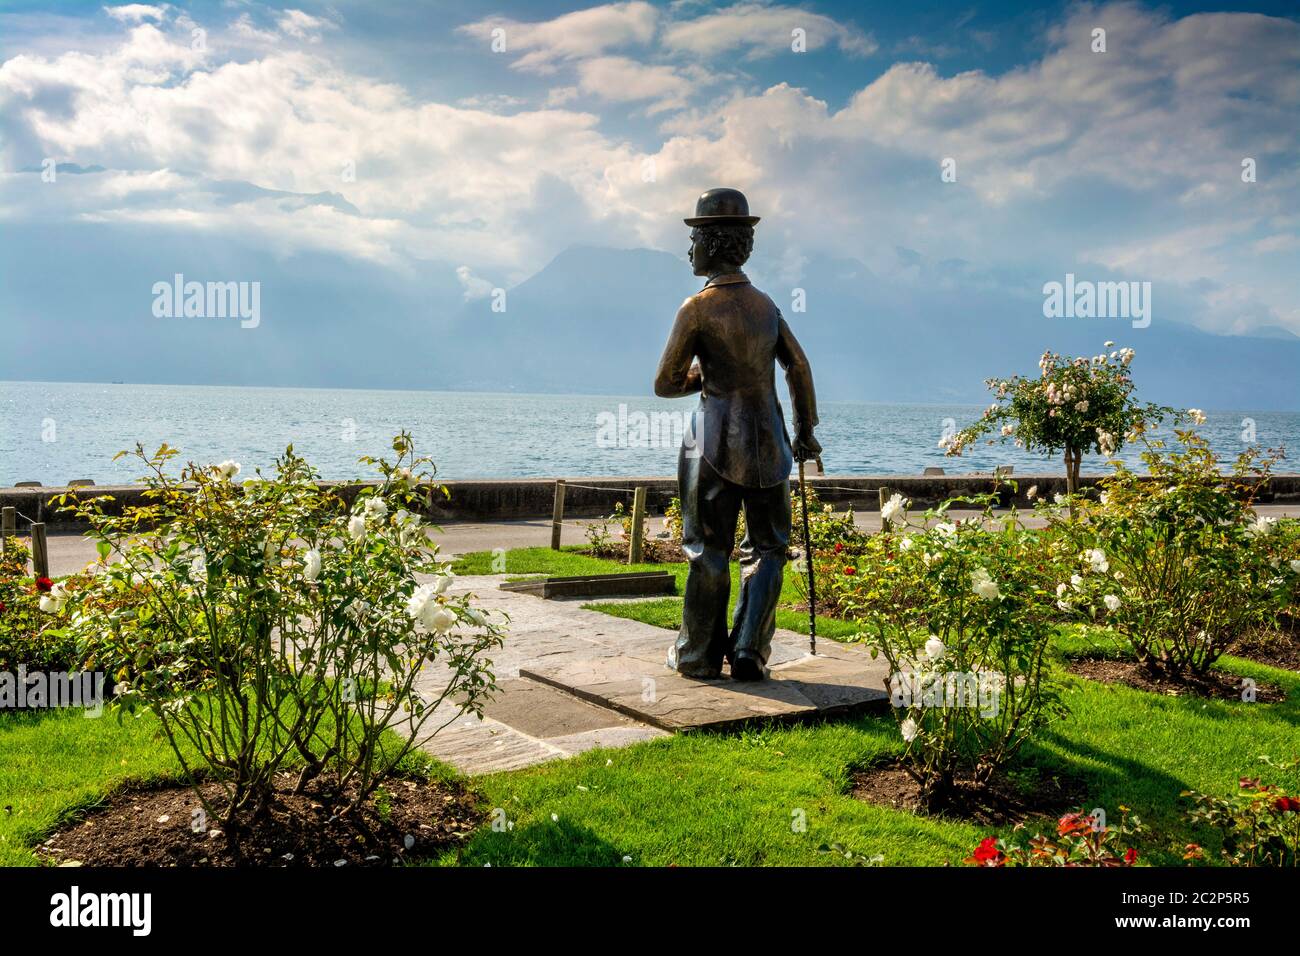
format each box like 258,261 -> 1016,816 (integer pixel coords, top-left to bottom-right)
1103,594 -> 1122,612
424,605 -> 456,634
900,536 -> 914,552
971,568 -> 1000,601
1070,574 -> 1083,589
934,521 -> 957,538
433,573 -> 454,595
880,493 -> 907,525
406,583 -> 436,621
1056,599 -> 1072,613
1085,548 -> 1109,573
1056,583 -> 1068,597
924,636 -> 946,661
39,594 -> 63,614
302,548 -> 322,583
1246,516 -> 1277,539
364,496 -> 388,518
900,717 -> 919,742
215,460 -> 241,480
347,515 -> 366,543
1290,559 -> 1300,574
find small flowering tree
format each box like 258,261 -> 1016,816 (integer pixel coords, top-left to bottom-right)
1048,429 -> 1297,678
943,343 -> 1173,497
828,494 -> 1069,809
47,434 -> 504,831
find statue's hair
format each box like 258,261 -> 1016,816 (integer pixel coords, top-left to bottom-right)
696,224 -> 754,269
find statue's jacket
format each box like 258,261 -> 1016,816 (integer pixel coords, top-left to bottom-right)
654,272 -> 818,489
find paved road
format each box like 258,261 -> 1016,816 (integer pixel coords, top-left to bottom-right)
31,503 -> 1300,576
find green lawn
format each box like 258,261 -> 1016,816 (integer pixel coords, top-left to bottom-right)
2,547 -> 1295,867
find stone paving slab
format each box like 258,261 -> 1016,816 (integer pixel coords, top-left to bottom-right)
522,649 -> 889,732
407,574 -> 887,771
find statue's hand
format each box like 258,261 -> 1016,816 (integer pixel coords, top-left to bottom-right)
792,430 -> 822,462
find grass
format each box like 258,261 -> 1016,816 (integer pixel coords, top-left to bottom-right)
0,707 -> 189,867
424,655 -> 1300,867
3,546 -> 1296,867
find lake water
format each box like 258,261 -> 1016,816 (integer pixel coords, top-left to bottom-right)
2,381 -> 1297,486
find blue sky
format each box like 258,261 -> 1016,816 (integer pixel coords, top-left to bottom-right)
1,0 -> 1298,381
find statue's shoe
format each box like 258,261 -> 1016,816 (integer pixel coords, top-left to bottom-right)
730,651 -> 767,682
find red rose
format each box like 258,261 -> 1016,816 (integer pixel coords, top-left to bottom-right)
1273,796 -> 1300,813
834,542 -> 843,553
1124,848 -> 1138,865
843,567 -> 856,576
969,837 -> 1004,866
35,576 -> 54,593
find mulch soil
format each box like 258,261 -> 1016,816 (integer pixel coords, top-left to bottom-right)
1066,656 -> 1286,702
850,757 -> 1086,826
1226,617 -> 1300,672
38,773 -> 483,867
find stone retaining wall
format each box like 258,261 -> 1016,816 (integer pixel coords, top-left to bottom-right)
4,472 -> 1299,530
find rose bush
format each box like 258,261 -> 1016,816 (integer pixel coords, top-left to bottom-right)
827,494 -> 1069,809
1047,428 -> 1297,677
0,538 -> 79,673
967,808 -> 1145,867
1183,757 -> 1300,867
44,433 -> 505,827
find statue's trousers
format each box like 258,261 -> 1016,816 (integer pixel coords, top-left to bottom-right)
668,447 -> 790,677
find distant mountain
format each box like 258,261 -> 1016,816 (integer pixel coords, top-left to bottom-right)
442,244 -> 1300,411
3,225 -> 1298,411
447,245 -> 698,394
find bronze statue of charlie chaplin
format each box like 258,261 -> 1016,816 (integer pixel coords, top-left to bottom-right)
654,188 -> 821,681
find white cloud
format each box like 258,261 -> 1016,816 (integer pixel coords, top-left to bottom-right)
458,1 -> 659,74
103,4 -> 167,24
574,57 -> 704,112
276,9 -> 338,42
662,2 -> 876,59
2,1 -> 1296,336
456,265 -> 495,300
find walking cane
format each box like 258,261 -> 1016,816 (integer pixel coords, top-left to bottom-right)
797,455 -> 823,657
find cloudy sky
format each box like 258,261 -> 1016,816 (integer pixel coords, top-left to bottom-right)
1,0 -> 1297,378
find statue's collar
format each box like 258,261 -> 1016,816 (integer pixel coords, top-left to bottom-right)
704,271 -> 749,288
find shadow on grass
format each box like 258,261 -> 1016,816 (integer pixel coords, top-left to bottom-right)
454,817 -> 631,867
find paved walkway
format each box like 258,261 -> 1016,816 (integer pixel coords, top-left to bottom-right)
409,574 -> 890,774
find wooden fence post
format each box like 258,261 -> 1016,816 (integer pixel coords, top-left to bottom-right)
31,522 -> 49,578
1,506 -> 13,558
550,480 -> 566,550
878,486 -> 891,533
628,486 -> 647,564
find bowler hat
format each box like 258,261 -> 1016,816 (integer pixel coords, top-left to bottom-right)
684,187 -> 760,227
